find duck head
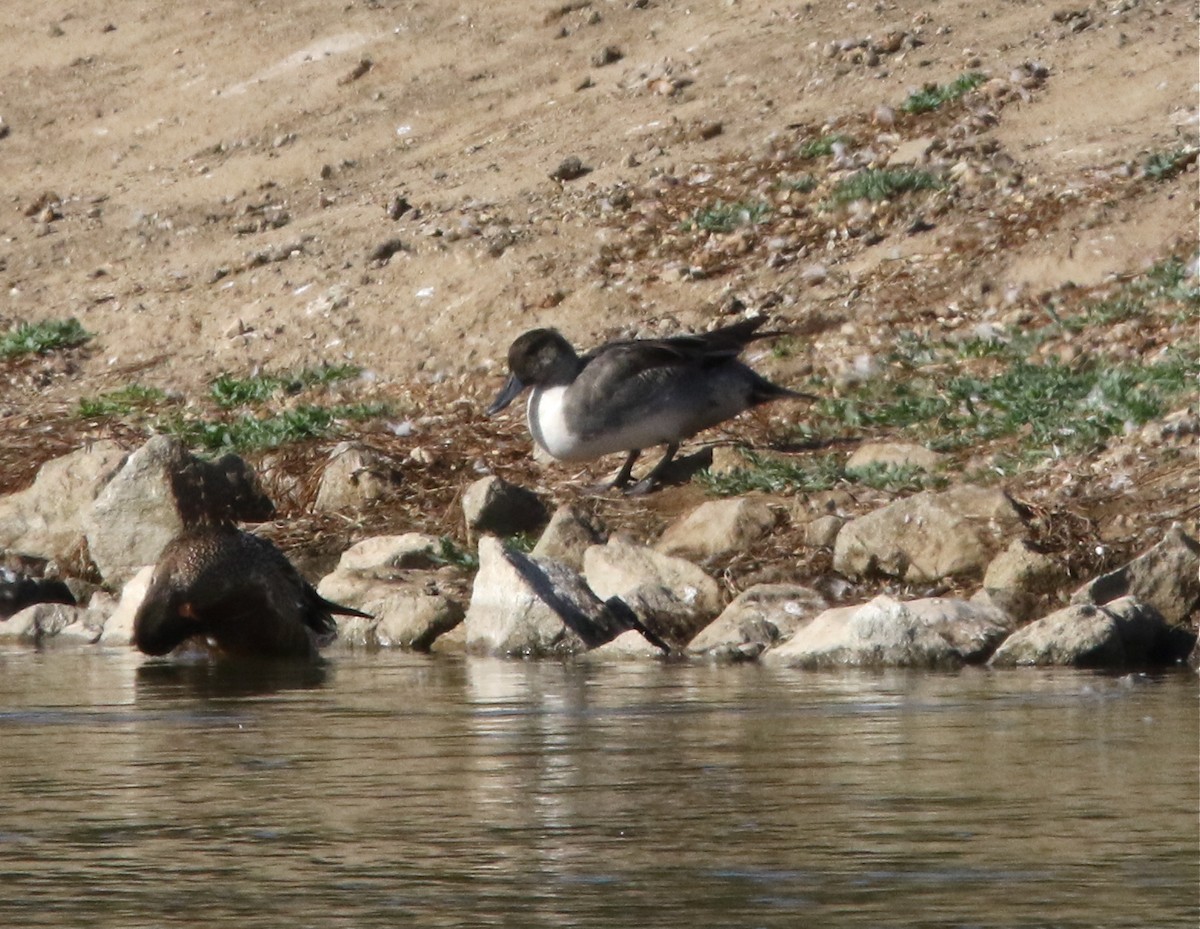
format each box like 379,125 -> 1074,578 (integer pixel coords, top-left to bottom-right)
132,578 -> 202,656
486,328 -> 580,415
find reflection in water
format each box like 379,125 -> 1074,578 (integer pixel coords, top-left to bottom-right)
135,656 -> 330,699
0,646 -> 1196,928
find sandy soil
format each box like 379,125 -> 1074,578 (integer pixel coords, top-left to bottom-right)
0,0 -> 1196,589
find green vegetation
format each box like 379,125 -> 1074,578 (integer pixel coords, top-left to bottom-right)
0,318 -> 91,358
796,134 -> 850,159
78,384 -> 168,419
1143,147 -> 1197,182
845,461 -> 946,493
699,450 -> 844,496
901,72 -> 987,115
210,363 -> 362,408
683,200 -> 771,234
827,167 -> 943,204
160,403 -> 387,452
429,537 -> 479,571
781,174 -> 819,194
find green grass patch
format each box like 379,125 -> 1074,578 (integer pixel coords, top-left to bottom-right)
827,167 -> 942,205
0,318 -> 91,358
210,363 -> 363,408
699,450 -> 844,496
429,537 -> 479,571
781,174 -> 819,194
804,349 -> 1198,458
161,402 -> 387,452
844,462 -> 946,493
797,134 -> 850,159
683,200 -> 772,234
1143,147 -> 1197,182
78,384 -> 169,419
901,72 -> 987,114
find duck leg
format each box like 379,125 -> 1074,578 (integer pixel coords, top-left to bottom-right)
610,449 -> 643,489
624,442 -> 679,496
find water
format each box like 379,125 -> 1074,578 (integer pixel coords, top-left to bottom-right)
0,645 -> 1195,928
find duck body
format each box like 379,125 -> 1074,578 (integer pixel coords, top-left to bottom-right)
133,524 -> 369,660
488,318 -> 803,490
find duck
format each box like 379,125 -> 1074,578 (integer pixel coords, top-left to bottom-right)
487,317 -> 806,492
132,524 -> 370,660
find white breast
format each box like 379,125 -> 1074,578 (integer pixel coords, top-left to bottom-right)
527,387 -> 590,460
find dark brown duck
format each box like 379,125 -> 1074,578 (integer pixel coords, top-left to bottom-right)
133,524 -> 369,660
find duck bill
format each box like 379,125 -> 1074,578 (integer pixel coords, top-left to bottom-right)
486,374 -> 526,416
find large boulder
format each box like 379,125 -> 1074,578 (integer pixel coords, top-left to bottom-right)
0,440 -> 128,565
531,504 -> 605,571
316,533 -> 465,650
464,536 -> 661,657
83,436 -> 273,586
313,442 -> 403,512
584,534 -> 723,615
763,595 -> 1011,669
688,584 -> 827,661
97,564 -> 154,646
833,486 -> 1024,582
462,476 -> 549,536
978,539 -> 1069,623
655,497 -> 777,562
988,597 -> 1195,669
1072,525 -> 1200,625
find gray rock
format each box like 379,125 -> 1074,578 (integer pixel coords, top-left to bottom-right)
0,440 -> 127,564
988,597 -> 1193,668
0,602 -> 77,642
464,536 -> 658,658
463,476 -> 549,537
333,533 -> 446,573
313,442 -> 403,512
980,540 -> 1070,622
804,514 -> 844,548
584,534 -> 723,616
846,441 -> 943,472
688,583 -> 827,661
833,486 -> 1024,582
98,565 -> 154,646
316,537 -> 465,651
83,436 -> 273,586
656,498 -> 777,562
1072,525 -> 1200,624
902,596 -> 1015,662
532,504 -> 605,570
763,595 -> 965,669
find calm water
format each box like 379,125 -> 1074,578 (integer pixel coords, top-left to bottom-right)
0,645 -> 1195,929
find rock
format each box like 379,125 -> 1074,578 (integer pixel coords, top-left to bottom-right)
902,596 -> 1015,662
0,602 -> 77,642
463,476 -> 549,537
316,534 -> 465,651
591,45 -> 623,67
618,584 -> 713,649
845,441 -> 943,472
804,515 -> 844,548
656,498 -> 777,561
84,436 -> 274,586
763,595 -> 965,669
584,534 -> 724,616
833,486 -> 1024,582
688,583 -> 827,661
313,442 -> 403,512
98,565 -> 154,646
550,156 -> 591,182
980,539 -> 1069,622
464,536 -> 660,657
333,533 -> 446,573
988,597 -> 1193,669
531,504 -> 605,570
585,629 -> 663,660
0,440 -> 127,565
1072,525 -> 1200,625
